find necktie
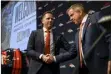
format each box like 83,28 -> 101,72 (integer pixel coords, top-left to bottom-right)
79,23 -> 83,68
45,31 -> 50,54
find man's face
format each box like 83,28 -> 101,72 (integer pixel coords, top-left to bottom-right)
42,13 -> 54,30
67,8 -> 82,25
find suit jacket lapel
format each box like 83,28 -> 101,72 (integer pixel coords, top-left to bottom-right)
52,31 -> 56,45
75,31 -> 79,51
82,16 -> 90,40
39,29 -> 45,49
52,30 -> 56,53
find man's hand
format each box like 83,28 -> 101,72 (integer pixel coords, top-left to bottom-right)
41,54 -> 54,64
107,61 -> 111,74
46,54 -> 54,64
41,55 -> 49,63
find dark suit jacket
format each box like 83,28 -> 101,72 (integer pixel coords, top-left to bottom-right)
75,12 -> 110,74
27,29 -> 77,74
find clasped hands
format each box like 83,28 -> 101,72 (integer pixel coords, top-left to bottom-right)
41,54 -> 54,64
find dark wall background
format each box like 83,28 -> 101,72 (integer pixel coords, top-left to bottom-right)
36,1 -> 111,74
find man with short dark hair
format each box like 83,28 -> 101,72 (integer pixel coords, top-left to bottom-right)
27,11 -> 77,74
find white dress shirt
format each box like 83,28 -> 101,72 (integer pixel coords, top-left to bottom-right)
80,14 -> 88,65
39,27 -> 56,61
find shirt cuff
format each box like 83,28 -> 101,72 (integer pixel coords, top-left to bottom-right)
53,56 -> 56,62
39,54 -> 43,59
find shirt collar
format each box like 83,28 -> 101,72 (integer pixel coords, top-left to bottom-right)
81,14 -> 88,24
43,27 -> 52,32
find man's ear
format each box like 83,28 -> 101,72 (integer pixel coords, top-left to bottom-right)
41,19 -> 43,24
79,10 -> 83,16
41,19 -> 44,27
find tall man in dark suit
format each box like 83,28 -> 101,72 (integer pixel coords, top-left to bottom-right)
67,3 -> 111,74
27,11 -> 77,74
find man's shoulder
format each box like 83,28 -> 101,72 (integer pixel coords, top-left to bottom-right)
89,11 -> 102,20
31,30 -> 37,34
32,30 -> 37,32
32,29 -> 42,33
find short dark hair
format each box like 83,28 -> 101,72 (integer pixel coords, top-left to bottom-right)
41,11 -> 53,20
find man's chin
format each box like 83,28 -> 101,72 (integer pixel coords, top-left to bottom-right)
74,22 -> 79,25
73,20 -> 81,24
48,26 -> 52,29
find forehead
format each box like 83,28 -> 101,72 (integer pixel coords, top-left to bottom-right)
68,8 -> 74,14
44,13 -> 53,18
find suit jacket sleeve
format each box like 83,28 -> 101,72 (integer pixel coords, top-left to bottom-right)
55,34 -> 77,63
26,30 -> 41,60
108,34 -> 111,60
109,40 -> 111,60
94,12 -> 111,60
84,12 -> 109,59
84,12 -> 101,55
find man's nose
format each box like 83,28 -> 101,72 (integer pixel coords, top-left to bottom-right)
70,17 -> 73,21
49,18 -> 53,22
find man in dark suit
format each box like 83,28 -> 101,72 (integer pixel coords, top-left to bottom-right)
27,11 -> 77,74
67,3 -> 111,74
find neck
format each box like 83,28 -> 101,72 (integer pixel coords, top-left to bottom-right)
78,13 -> 86,26
43,27 -> 51,31
81,13 -> 86,22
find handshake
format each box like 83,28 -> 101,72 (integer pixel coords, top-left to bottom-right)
41,54 -> 55,64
